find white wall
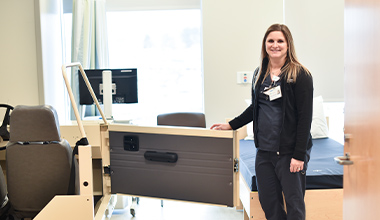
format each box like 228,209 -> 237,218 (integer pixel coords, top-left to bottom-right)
202,0 -> 284,126
284,0 -> 344,102
0,0 -> 67,122
0,0 -> 40,111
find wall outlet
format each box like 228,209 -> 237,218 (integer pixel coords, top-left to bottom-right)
237,71 -> 253,84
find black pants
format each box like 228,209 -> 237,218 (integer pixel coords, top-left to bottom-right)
255,149 -> 311,220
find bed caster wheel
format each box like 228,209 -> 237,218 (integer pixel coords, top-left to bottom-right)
132,197 -> 139,205
130,208 -> 135,217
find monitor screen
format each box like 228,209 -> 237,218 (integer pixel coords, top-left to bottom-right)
79,68 -> 138,105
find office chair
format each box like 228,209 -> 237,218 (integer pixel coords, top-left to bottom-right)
0,105 -> 13,219
0,104 -> 13,144
0,164 -> 10,220
157,112 -> 206,128
5,105 -> 78,219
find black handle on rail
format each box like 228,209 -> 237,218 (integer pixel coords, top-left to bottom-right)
144,151 -> 178,163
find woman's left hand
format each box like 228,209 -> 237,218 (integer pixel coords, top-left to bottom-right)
290,158 -> 304,173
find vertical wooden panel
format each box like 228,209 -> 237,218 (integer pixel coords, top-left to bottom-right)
344,0 -> 380,219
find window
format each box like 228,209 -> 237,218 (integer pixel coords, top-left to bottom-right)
108,9 -> 203,125
64,9 -> 203,126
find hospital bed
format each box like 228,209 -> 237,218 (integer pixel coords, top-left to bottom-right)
54,123 -> 344,220
31,63 -> 241,219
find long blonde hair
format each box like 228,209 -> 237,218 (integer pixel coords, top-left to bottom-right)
256,24 -> 310,84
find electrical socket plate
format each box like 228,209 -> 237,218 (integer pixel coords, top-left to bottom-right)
237,71 -> 253,84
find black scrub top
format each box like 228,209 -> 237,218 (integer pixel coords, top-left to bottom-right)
256,74 -> 283,152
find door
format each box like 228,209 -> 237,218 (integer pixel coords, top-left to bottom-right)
343,0 -> 380,219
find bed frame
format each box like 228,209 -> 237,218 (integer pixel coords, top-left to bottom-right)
239,174 -> 343,219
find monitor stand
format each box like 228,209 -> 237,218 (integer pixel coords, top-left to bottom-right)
102,70 -> 113,120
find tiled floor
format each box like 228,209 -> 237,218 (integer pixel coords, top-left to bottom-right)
110,197 -> 243,220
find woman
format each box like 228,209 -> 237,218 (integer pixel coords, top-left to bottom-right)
211,24 -> 313,220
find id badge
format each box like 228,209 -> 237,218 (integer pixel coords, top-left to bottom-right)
263,85 -> 282,101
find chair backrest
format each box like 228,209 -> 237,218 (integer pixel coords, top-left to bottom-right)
5,105 -> 74,218
157,112 -> 206,128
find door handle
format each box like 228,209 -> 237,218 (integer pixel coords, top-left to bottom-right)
334,153 -> 353,165
344,134 -> 352,142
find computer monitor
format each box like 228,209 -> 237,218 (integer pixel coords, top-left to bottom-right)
79,68 -> 138,105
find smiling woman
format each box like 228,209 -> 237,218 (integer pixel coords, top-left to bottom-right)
211,23 -> 313,220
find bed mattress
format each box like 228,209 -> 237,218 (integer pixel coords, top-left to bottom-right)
239,138 -> 343,191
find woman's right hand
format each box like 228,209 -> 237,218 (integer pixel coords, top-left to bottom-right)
210,123 -> 232,130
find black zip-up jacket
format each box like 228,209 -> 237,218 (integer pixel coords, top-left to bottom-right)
229,60 -> 313,161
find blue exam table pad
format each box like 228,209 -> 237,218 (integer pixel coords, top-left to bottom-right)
239,138 -> 344,191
